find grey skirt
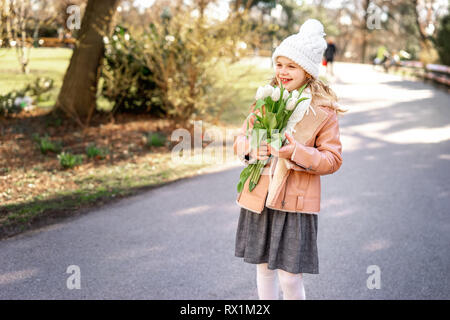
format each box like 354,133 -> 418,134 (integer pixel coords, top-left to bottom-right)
235,206 -> 319,274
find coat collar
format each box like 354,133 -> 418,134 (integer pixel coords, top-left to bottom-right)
291,99 -> 331,144
266,99 -> 332,207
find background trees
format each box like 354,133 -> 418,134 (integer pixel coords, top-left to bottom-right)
0,0 -> 448,126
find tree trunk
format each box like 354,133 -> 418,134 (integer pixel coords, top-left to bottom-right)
361,0 -> 370,64
361,30 -> 367,64
55,0 -> 121,127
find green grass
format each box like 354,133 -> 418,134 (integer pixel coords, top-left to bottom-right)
211,57 -> 274,126
0,48 -> 72,108
146,132 -> 167,147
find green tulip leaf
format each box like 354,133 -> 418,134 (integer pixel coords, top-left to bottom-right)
295,97 -> 310,107
237,166 -> 252,193
265,112 -> 277,130
269,134 -> 282,152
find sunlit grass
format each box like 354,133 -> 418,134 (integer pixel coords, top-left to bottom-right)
0,47 -> 72,108
212,57 -> 274,126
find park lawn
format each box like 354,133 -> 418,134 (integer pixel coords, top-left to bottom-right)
0,49 -> 274,239
0,48 -> 72,108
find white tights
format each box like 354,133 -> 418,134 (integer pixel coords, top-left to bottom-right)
256,263 -> 306,300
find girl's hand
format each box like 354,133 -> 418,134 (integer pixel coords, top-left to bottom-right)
249,140 -> 270,162
268,132 -> 296,159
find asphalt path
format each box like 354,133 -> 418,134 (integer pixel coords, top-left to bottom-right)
1,62 -> 449,299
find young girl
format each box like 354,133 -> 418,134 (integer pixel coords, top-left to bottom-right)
233,19 -> 347,300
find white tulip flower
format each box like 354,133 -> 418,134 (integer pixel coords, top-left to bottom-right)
255,86 -> 265,100
282,90 -> 289,101
291,90 -> 299,100
285,98 -> 296,111
263,84 -> 274,98
271,87 -> 281,101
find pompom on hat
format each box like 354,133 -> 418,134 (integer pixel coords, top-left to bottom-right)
272,19 -> 327,79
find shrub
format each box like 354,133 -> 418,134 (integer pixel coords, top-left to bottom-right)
100,26 -> 162,116
86,144 -> 109,160
100,4 -> 253,127
45,117 -> 62,128
0,91 -> 24,116
433,14 -> 450,66
33,134 -> 63,154
29,77 -> 54,103
0,77 -> 54,117
58,152 -> 83,169
146,132 -> 166,147
141,10 -> 248,127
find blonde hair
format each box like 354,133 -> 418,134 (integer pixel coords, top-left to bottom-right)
248,72 -> 348,115
269,75 -> 348,115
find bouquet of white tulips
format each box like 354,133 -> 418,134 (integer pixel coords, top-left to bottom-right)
237,82 -> 310,193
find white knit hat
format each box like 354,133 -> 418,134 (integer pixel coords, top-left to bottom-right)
272,19 -> 327,79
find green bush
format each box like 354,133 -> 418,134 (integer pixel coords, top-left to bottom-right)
146,132 -> 166,147
33,134 -> 63,154
45,117 -> 62,128
99,5 -> 252,126
433,14 -> 450,66
0,77 -> 54,117
100,26 -> 162,116
58,152 -> 83,169
0,91 -> 24,116
86,144 -> 109,159
29,77 -> 54,103
0,167 -> 9,175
